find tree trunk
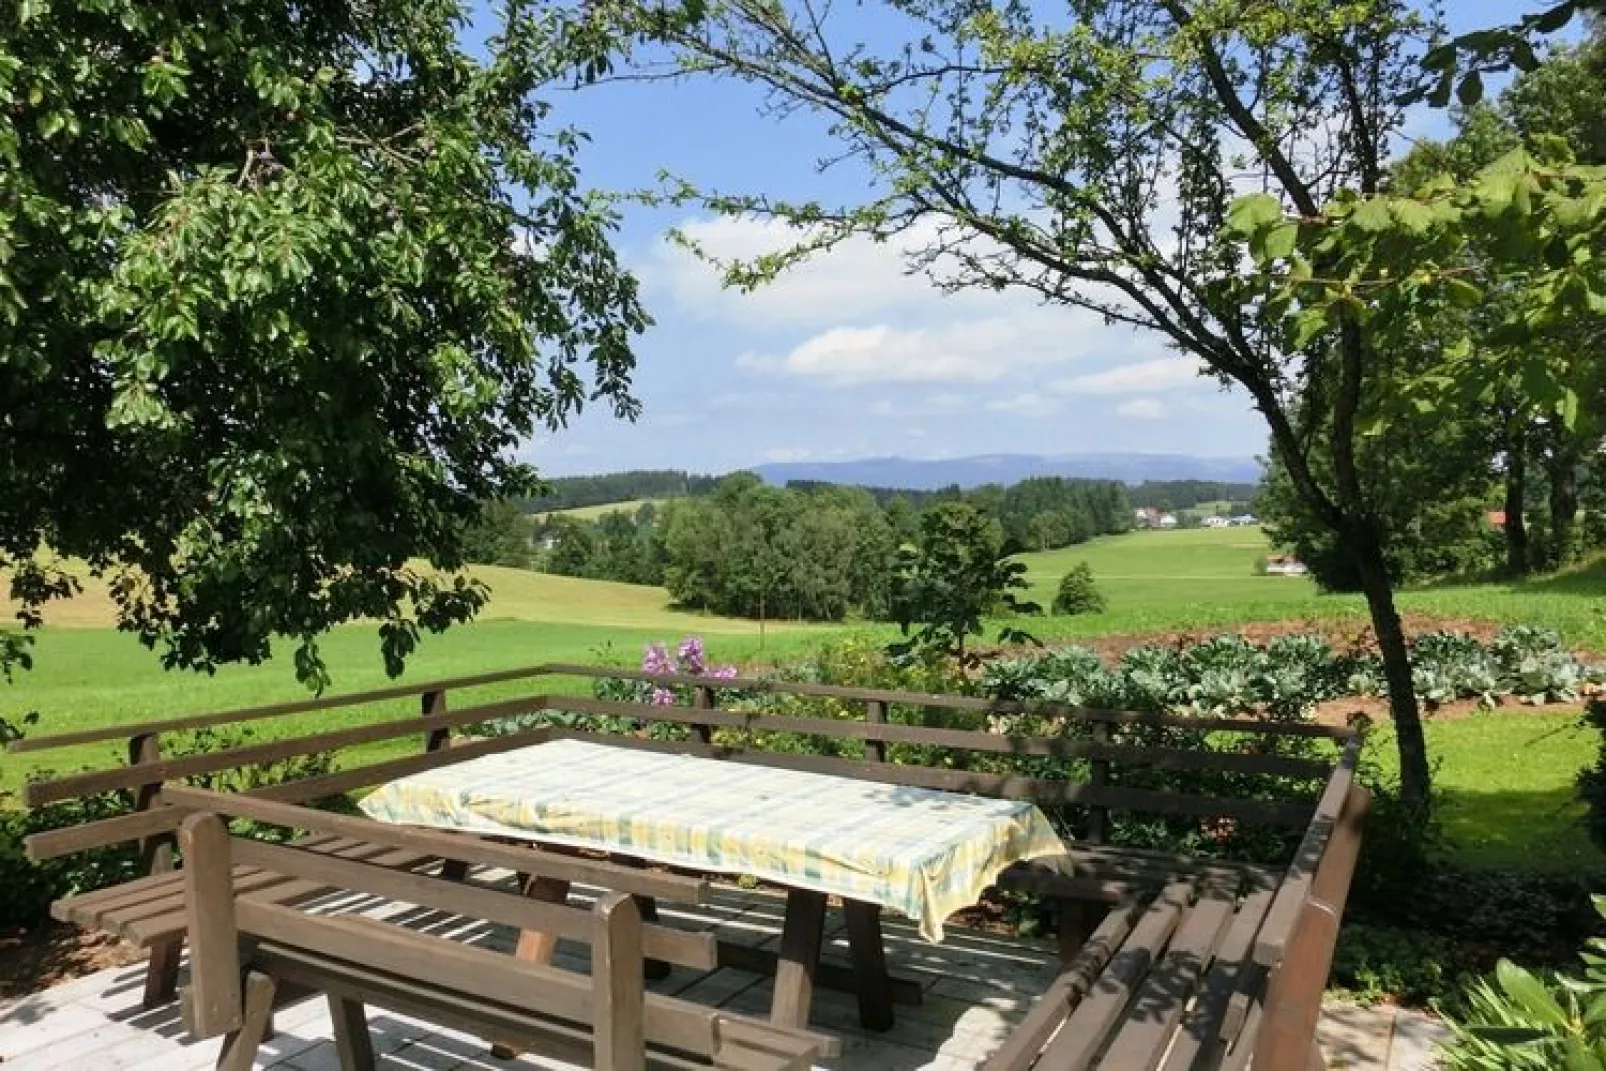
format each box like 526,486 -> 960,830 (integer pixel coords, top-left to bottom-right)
1351,527 -> 1431,816
1548,429 -> 1580,569
1504,422 -> 1529,577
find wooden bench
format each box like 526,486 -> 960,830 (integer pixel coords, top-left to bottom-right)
174,806 -> 836,1071
12,668 -> 570,1008
13,660 -> 1368,1068
533,665 -> 1369,1069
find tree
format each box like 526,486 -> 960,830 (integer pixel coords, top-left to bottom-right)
1,1 -> 646,685
610,0 -> 1445,808
544,518 -> 597,577
888,502 -> 1038,664
1368,37 -> 1606,578
1052,565 -> 1106,616
460,501 -> 534,570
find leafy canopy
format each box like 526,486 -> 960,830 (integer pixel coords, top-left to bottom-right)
0,0 -> 647,686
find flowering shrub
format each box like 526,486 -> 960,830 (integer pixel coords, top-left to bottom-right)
595,636 -> 739,709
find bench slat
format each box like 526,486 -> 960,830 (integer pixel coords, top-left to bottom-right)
980,895 -> 1153,1071
125,840 -> 436,947
1034,881 -> 1194,1071
1160,887 -> 1275,1071
236,901 -> 822,1061
1098,893 -> 1236,1070
229,837 -> 717,970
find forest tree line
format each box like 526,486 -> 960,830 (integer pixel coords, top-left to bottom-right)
497,471 -> 1141,620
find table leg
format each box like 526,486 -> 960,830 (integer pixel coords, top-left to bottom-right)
1057,899 -> 1103,971
491,875 -> 572,1060
842,899 -> 895,1032
770,889 -> 828,1030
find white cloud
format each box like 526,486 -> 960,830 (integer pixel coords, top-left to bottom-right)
1116,398 -> 1166,420
870,393 -> 966,417
986,393 -> 1061,418
1052,357 -> 1206,396
643,216 -> 955,327
737,319 -> 1072,385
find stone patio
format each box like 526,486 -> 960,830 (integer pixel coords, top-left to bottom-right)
0,882 -> 1449,1070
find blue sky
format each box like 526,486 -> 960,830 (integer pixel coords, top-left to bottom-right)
504,1 -> 1534,478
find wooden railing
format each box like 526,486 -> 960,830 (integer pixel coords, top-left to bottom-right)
14,659 -> 1355,859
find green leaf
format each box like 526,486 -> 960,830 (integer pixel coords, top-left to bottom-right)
1444,278 -> 1482,309
1533,3 -> 1576,33
1351,198 -> 1392,233
1466,1025 -> 1549,1046
1292,307 -> 1329,349
1498,960 -> 1572,1028
1225,193 -> 1282,237
1559,388 -> 1579,429
1261,220 -> 1298,260
1389,199 -> 1435,234
1457,71 -> 1484,107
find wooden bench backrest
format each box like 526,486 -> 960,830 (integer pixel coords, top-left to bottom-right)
178,811 -> 717,1070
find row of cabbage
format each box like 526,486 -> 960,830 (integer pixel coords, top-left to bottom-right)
979,626 -> 1606,721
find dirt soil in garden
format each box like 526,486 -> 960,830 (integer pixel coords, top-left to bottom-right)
1046,613 -> 1591,665
0,922 -> 143,1000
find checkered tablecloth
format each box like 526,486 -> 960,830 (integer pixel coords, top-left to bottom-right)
359,738 -> 1066,942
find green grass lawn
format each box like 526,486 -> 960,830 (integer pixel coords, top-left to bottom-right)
7,525 -> 1606,875
1,620 -> 834,793
1015,527 -> 1606,650
1363,710 -> 1603,872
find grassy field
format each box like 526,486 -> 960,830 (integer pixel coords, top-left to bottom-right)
6,525 -> 1605,874
1,621 -> 829,793
1015,527 -> 1606,650
3,563 -> 818,635
0,565 -> 824,790
1364,710 -> 1600,872
537,498 -> 664,521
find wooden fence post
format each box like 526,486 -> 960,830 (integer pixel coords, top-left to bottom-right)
1253,784 -> 1371,1069
129,730 -> 182,1007
421,688 -> 450,753
1087,722 -> 1110,843
865,700 -> 887,764
692,685 -> 714,746
421,688 -> 472,882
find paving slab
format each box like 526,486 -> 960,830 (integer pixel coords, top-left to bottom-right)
0,884 -> 1458,1071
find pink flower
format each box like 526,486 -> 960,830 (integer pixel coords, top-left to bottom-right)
710,664 -> 738,680
677,636 -> 707,676
642,642 -> 673,676
650,686 -> 677,706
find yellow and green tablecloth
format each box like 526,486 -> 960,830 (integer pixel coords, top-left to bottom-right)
359,738 -> 1065,942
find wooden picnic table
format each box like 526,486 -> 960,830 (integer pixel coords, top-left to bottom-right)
358,737 -> 1069,1033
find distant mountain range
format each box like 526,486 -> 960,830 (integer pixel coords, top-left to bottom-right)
753,453 -> 1263,489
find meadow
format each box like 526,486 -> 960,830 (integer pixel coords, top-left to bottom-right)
537,498 -> 665,521
4,524 -> 1604,873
